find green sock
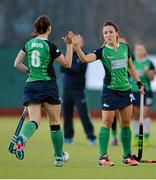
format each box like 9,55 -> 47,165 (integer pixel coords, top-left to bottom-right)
112,130 -> 117,138
99,127 -> 110,157
22,120 -> 38,141
50,128 -> 63,157
121,127 -> 131,157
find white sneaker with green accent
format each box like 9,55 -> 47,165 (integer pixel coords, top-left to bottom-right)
54,152 -> 69,167
63,151 -> 69,162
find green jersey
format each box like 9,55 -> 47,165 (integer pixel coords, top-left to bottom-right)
130,58 -> 155,92
94,43 -> 131,91
22,37 -> 61,82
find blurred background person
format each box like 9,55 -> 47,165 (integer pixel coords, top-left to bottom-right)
61,35 -> 96,145
131,42 -> 155,146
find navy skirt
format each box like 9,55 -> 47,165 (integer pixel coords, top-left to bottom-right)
101,87 -> 134,110
23,80 -> 61,106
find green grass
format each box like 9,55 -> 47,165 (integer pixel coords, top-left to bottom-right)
0,117 -> 156,179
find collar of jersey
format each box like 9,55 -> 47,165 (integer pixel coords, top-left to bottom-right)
136,58 -> 147,63
36,37 -> 48,40
106,43 -> 119,49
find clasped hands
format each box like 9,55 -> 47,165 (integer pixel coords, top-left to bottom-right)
62,31 -> 81,47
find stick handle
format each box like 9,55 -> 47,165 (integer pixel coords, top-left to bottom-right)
139,93 -> 144,124
140,160 -> 156,163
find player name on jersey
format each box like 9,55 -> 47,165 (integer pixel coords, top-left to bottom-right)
31,42 -> 44,48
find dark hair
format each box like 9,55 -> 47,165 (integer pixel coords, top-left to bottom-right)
32,15 -> 51,35
103,21 -> 119,32
134,41 -> 146,48
119,34 -> 128,44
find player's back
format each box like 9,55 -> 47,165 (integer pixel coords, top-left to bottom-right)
24,37 -> 52,82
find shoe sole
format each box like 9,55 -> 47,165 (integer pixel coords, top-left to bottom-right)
123,161 -> 139,166
124,163 -> 138,166
55,164 -> 63,167
98,163 -> 114,166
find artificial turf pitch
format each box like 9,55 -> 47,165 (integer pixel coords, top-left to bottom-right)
0,117 -> 156,179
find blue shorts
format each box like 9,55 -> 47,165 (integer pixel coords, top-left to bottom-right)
133,91 -> 153,107
23,80 -> 61,106
101,87 -> 134,110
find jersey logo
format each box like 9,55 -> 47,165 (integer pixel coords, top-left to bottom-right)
103,103 -> 110,107
129,93 -> 135,102
111,59 -> 127,69
56,49 -> 60,53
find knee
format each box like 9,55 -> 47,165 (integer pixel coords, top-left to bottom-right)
49,119 -> 60,125
103,119 -> 113,128
121,118 -> 131,128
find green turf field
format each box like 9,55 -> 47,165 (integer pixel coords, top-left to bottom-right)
0,117 -> 156,179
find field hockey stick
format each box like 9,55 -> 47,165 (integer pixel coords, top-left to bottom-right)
8,107 -> 27,154
136,93 -> 156,163
140,160 -> 156,163
137,92 -> 144,161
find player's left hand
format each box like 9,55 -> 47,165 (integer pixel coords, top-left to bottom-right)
137,81 -> 146,94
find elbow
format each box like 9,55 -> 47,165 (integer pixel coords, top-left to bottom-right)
14,62 -> 18,68
14,61 -> 21,69
62,61 -> 71,68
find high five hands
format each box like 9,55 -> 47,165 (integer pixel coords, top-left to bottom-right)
62,31 -> 81,47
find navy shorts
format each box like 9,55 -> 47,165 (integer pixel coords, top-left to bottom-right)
101,87 -> 134,110
23,80 -> 61,106
133,91 -> 153,107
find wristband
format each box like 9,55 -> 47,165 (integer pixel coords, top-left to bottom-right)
137,81 -> 145,91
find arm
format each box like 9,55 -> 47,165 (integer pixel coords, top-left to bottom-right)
145,62 -> 155,81
56,32 -> 73,68
56,44 -> 73,68
128,58 -> 145,93
74,45 -> 97,63
128,58 -> 141,82
14,50 -> 29,73
145,69 -> 155,81
72,34 -> 96,63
